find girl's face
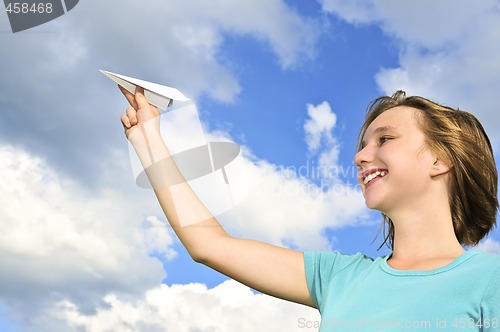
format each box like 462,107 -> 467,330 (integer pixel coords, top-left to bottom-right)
354,106 -> 439,215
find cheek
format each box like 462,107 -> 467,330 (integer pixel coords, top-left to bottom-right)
356,173 -> 363,186
416,148 -> 436,171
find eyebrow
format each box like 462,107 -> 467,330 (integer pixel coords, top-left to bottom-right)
361,125 -> 398,148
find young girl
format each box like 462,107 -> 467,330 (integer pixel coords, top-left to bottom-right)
120,86 -> 500,331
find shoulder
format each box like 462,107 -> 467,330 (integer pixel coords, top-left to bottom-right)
471,251 -> 500,317
461,250 -> 500,290
304,251 -> 383,279
466,250 -> 500,271
304,251 -> 382,309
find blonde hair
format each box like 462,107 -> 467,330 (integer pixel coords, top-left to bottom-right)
358,91 -> 498,248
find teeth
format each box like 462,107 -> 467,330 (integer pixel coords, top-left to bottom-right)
363,171 -> 387,185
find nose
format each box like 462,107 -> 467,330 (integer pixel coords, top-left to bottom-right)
353,144 -> 373,167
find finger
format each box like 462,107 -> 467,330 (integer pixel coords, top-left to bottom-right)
118,85 -> 139,109
121,106 -> 138,128
134,86 -> 151,110
121,114 -> 131,129
126,106 -> 138,125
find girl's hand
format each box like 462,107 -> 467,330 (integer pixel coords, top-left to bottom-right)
119,85 -> 160,138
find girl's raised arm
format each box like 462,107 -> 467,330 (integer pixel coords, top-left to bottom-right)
120,86 -> 315,308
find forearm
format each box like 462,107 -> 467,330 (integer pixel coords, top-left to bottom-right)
129,123 -> 229,261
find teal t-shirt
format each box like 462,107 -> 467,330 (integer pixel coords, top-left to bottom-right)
304,250 -> 500,331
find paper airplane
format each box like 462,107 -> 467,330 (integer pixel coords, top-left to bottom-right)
101,70 -> 244,221
100,70 -> 190,110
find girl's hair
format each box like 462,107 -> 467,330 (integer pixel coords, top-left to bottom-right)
358,90 -> 498,249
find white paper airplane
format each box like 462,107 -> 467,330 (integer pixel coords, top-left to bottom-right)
100,70 -> 190,110
101,70 -> 244,220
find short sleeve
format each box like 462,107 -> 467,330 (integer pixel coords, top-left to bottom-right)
481,265 -> 500,331
304,251 -> 371,311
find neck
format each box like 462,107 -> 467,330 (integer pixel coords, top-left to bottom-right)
387,201 -> 465,263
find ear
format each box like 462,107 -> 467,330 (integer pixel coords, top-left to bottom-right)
430,157 -> 453,177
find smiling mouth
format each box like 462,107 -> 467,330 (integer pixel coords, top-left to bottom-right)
363,170 -> 388,185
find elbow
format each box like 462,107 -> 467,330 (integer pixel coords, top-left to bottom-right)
183,232 -> 230,266
191,252 -> 223,272
188,247 -> 210,265
188,242 -> 226,267
190,251 -> 205,264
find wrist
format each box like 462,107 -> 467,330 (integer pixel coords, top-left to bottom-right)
129,124 -> 170,168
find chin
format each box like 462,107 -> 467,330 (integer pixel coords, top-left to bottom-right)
364,198 -> 386,212
363,196 -> 377,209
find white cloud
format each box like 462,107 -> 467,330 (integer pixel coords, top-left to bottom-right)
0,144 -> 175,319
303,102 -> 350,192
319,0 -> 495,47
475,238 -> 500,255
320,0 -> 500,147
169,0 -> 318,70
319,0 -> 376,26
143,216 -> 178,260
304,101 -> 337,154
51,280 -> 320,332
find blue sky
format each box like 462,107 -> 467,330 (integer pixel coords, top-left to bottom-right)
1,1 -> 500,331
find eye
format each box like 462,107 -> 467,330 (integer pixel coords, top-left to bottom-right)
378,136 -> 392,145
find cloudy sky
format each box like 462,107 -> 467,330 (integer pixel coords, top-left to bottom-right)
1,1 -> 500,331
